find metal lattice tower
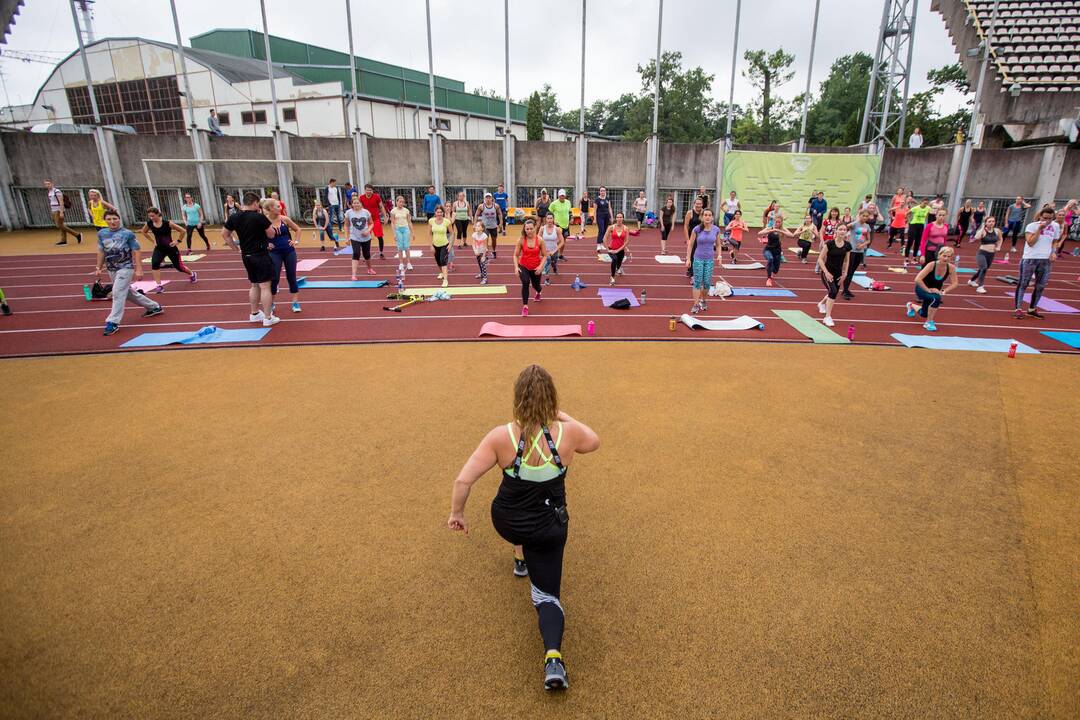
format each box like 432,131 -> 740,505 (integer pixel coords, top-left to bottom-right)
860,0 -> 919,147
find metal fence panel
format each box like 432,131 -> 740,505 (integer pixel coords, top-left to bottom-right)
16,187 -> 91,227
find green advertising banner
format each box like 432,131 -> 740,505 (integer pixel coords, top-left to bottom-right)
721,151 -> 881,224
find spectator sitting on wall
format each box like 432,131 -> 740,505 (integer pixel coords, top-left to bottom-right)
208,109 -> 224,137
908,127 -> 924,149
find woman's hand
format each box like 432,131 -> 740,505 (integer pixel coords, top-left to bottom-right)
824,272 -> 834,283
447,512 -> 469,533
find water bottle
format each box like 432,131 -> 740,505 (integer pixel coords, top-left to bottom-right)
83,284 -> 92,301
640,289 -> 647,305
573,274 -> 581,291
396,272 -> 404,294
847,324 -> 855,341
587,321 -> 596,336
1008,341 -> 1018,358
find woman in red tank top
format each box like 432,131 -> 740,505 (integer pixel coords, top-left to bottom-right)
602,212 -> 631,285
514,217 -> 548,317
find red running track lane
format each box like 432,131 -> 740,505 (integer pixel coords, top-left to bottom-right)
1,230 -> 1079,357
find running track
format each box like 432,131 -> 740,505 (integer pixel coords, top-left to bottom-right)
1,229 -> 1079,357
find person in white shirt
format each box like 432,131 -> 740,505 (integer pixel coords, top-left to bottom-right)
633,191 -> 648,230
908,128 -> 924,149
326,178 -> 343,233
44,179 -> 81,246
1013,205 -> 1060,319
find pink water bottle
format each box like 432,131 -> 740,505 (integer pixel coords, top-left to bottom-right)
847,324 -> 855,341
1008,341 -> 1018,358
587,320 -> 596,336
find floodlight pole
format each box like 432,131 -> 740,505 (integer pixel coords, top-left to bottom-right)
645,0 -> 663,212
258,0 -> 294,215
345,0 -> 361,135
718,0 -> 741,201
168,0 -> 216,222
503,0 -> 513,200
797,0 -> 822,153
426,0 -> 442,198
69,0 -> 100,124
579,0 -> 586,134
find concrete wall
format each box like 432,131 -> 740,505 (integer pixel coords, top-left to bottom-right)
289,136 -> 356,185
516,141 -> 574,186
114,134 -> 196,186
965,148 -> 1042,198
878,148 -> 954,196
207,136 -> 276,187
658,144 -> 715,187
443,140 -> 502,186
2,133 -> 103,187
587,142 -> 645,187
367,138 -> 429,185
1055,149 -> 1080,200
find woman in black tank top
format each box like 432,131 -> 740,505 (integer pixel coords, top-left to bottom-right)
659,195 -> 676,254
683,198 -> 704,276
907,245 -> 957,332
138,207 -> 195,290
815,224 -> 851,328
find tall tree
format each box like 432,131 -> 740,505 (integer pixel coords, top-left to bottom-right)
804,53 -> 874,146
742,49 -> 795,144
902,64 -> 972,146
526,92 -> 544,140
634,51 -> 723,142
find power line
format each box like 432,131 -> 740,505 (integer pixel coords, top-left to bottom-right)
0,48 -> 61,64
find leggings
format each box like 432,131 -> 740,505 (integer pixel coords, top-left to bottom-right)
609,249 -> 625,278
1006,220 -> 1024,248
270,247 -> 298,294
887,226 -> 905,247
660,221 -> 672,241
317,227 -> 338,246
150,244 -> 190,273
475,253 -> 489,281
797,239 -> 812,259
543,253 -> 559,275
763,248 -> 781,278
915,284 -> 942,317
185,224 -> 210,250
905,224 -> 923,258
842,251 -> 865,293
1015,258 -> 1051,310
519,265 -> 541,305
454,219 -> 469,242
973,249 -> 994,286
375,233 -> 384,253
596,215 -> 610,246
821,272 -> 840,300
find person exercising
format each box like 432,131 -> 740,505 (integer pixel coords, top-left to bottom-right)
448,364 -> 601,691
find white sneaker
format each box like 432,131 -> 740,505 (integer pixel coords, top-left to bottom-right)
976,285 -> 986,294
249,311 -> 265,322
398,263 -> 404,271
406,263 -> 414,270
817,302 -> 827,315
823,316 -> 835,327
262,315 -> 280,327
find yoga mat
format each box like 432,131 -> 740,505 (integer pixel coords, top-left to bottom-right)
864,248 -> 885,257
730,287 -> 797,297
850,275 -> 875,289
598,253 -> 611,262
721,262 -> 765,270
1041,331 -> 1080,349
131,280 -> 170,292
400,285 -> 507,296
680,314 -> 764,331
296,278 -> 387,289
1011,293 -> 1080,314
334,246 -> 352,256
120,326 -> 270,348
296,259 -> 327,271
891,334 -> 1039,354
788,247 -> 819,255
998,275 -> 1019,285
598,288 -> 639,307
993,259 -> 1011,265
887,267 -> 909,274
655,255 -> 683,264
772,309 -> 850,344
142,254 -> 204,264
956,268 -> 976,274
479,322 -> 581,338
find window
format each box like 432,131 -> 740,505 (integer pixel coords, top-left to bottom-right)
437,118 -> 451,131
241,110 -> 268,125
65,75 -> 184,134
495,125 -> 505,136
282,107 -> 296,122
217,112 -> 230,126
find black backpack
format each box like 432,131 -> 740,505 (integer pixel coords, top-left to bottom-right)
91,281 -> 112,299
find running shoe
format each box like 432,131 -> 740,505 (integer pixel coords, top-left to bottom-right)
351,275 -> 358,281
967,279 -> 977,287
801,258 -> 807,264
190,271 -> 198,283
379,251 -> 385,259
823,316 -> 835,327
76,233 -> 83,244
1013,310 -> 1026,320
320,246 -> 326,252
492,251 -> 497,259
55,240 -> 67,246
765,278 -> 774,287
701,301 -> 708,311
102,322 -> 119,336
609,278 -> 616,286
399,263 -> 405,271
842,290 -> 854,300
406,263 -> 414,271
817,302 -> 827,315
544,657 -> 568,691
291,302 -> 301,313
480,278 -> 488,285
249,311 -> 266,323
534,292 -> 542,302
544,277 -> 551,286
1027,309 -> 1044,319
474,273 -> 482,279
617,268 -> 624,275
142,306 -> 164,318
976,286 -> 986,294
906,303 -> 916,318
367,268 -> 377,275
923,320 -> 937,332
513,558 -> 528,577
153,284 -> 165,294
263,315 -> 280,327
690,303 -> 700,314
521,306 -> 529,317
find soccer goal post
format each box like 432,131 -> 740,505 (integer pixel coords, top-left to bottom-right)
140,157 -> 355,225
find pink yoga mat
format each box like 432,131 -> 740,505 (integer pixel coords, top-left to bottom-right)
1014,293 -> 1080,313
296,259 -> 327,271
131,280 -> 170,292
479,322 -> 582,338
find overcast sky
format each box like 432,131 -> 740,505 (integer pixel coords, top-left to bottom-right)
0,0 -> 964,115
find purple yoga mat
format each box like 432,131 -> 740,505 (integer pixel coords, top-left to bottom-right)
1022,293 -> 1079,313
598,287 -> 640,307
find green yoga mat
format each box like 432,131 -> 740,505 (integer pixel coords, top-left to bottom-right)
401,285 -> 507,296
772,309 -> 850,344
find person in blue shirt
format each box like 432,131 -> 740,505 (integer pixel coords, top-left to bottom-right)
423,186 -> 443,219
493,184 -> 509,235
181,193 -> 210,251
207,109 -> 224,137
343,182 -> 357,209
808,191 -> 828,230
93,208 -> 163,335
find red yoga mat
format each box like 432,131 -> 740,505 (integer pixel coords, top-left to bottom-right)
479,322 -> 582,338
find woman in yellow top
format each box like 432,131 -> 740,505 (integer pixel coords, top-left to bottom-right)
428,205 -> 452,288
86,189 -> 116,229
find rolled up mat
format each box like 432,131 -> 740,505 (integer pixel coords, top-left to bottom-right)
891,333 -> 1038,353
730,287 -> 797,297
956,268 -> 976,274
628,229 -> 640,236
654,255 -> 684,264
997,275 -> 1019,285
864,248 -> 885,257
721,262 -> 765,269
142,254 -> 204,264
598,253 -> 611,262
396,285 -> 506,296
296,259 -> 327,271
295,278 -> 387,288
479,322 -> 581,338
1009,293 -> 1080,313
772,309 -> 850,344
120,326 -> 271,348
680,314 -> 764,331
1041,331 -> 1080,349
788,247 -> 819,255
334,246 -> 352,256
887,267 -> 909,274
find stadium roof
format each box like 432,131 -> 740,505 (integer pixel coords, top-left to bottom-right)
967,0 -> 1080,93
0,0 -> 24,44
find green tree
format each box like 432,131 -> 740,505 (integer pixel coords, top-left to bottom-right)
804,53 -> 874,146
902,64 -> 972,146
526,92 -> 544,140
634,51 -> 723,142
743,49 -> 796,144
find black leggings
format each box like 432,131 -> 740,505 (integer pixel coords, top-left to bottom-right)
519,265 -> 541,305
887,226 -> 905,247
660,221 -> 672,241
270,247 -> 298,294
609,249 -> 625,278
842,251 -> 865,293
821,272 -> 840,300
797,239 -> 812,259
596,215 -> 610,246
905,224 -> 923,258
185,224 -> 209,250
150,244 -> 190,274
454,219 -> 469,242
376,233 -> 384,253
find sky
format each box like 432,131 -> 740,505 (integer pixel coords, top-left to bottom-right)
0,0 -> 965,115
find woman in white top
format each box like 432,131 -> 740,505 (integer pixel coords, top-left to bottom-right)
540,213 -> 564,286
722,191 -> 741,226
389,196 -> 414,272
633,191 -> 648,229
470,219 -> 491,284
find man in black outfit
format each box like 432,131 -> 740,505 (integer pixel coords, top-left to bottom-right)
222,191 -> 279,326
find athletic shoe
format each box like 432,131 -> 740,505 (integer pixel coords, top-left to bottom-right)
55,240 -> 67,246
544,657 -> 568,691
690,303 -> 700,314
765,278 -> 774,287
406,263 -> 414,271
1027,309 -> 1044,319
399,263 -> 405,271
76,233 -> 83,244
842,290 -> 854,300
441,277 -> 448,288
801,258 -> 807,264
521,306 -> 528,317
617,268 -> 624,275
967,279 -> 977,287
492,251 -> 497,259
367,268 -> 377,275
480,278 -> 488,285
906,303 -> 916,318
263,315 -> 280,327
320,246 -> 326,252
142,306 -> 163,318
609,278 -> 616,286
976,286 -> 986,294
923,320 -> 937,332
379,252 -> 385,259
190,271 -> 198,283
534,292 -> 542,302
249,311 -> 266,323
351,275 -> 358,281
823,316 -> 835,327
103,322 -> 119,336
701,301 -> 708,311
291,302 -> 301,313
153,284 -> 165,294
1013,310 -> 1026,320
817,302 -> 827,315
513,558 -> 528,577
543,277 -> 550,286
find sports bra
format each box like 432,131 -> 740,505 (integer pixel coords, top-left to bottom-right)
503,422 -> 565,482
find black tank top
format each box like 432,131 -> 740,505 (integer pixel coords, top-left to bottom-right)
824,239 -> 850,275
149,219 -> 173,247
687,210 -> 701,236
923,261 -> 950,290
491,426 -> 568,540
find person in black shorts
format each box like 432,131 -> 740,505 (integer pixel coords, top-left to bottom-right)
816,224 -> 851,329
222,191 -> 279,327
139,207 -> 196,292
448,364 -> 601,691
659,194 -> 676,254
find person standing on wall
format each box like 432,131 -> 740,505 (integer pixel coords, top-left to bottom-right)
44,179 -> 81,246
493,184 -> 509,236
326,178 -> 343,232
359,184 -> 389,259
222,191 -> 279,327
908,127 -> 924,149
92,208 -> 164,336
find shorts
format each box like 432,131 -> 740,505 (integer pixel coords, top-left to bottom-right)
635,211 -> 646,223
394,226 -> 411,251
560,226 -> 570,238
351,239 -> 371,261
242,253 -> 274,284
433,244 -> 449,266
151,244 -> 182,271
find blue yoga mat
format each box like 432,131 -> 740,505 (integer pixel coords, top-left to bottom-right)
864,248 -> 885,257
956,268 -> 976,274
121,326 -> 271,348
730,287 -> 797,297
1041,331 -> 1080,349
850,275 -> 875,289
296,278 -> 387,289
891,333 -> 1039,354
